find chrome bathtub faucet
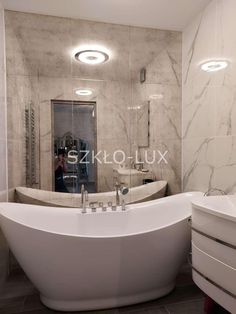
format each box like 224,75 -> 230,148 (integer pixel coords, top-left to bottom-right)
81,185 -> 88,214
114,181 -> 129,206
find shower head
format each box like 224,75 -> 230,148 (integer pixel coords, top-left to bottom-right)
120,186 -> 129,195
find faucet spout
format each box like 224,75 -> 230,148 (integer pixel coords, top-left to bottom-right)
115,182 -> 120,206
81,184 -> 88,213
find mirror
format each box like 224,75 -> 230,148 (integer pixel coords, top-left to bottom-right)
6,10 -> 182,198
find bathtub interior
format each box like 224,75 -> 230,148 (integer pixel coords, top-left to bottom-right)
15,180 -> 167,207
0,192 -> 203,237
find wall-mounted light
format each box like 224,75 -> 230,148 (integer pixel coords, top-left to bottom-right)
200,60 -> 228,72
149,94 -> 164,100
75,89 -> 93,96
127,106 -> 141,110
75,49 -> 109,65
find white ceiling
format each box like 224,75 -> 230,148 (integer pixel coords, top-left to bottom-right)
1,0 -> 211,31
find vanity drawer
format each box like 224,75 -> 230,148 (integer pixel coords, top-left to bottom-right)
192,242 -> 236,296
193,270 -> 236,314
192,206 -> 236,247
192,231 -> 236,268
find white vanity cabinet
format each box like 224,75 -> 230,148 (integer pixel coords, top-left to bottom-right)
191,195 -> 236,314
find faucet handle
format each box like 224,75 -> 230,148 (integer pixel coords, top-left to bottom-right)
102,205 -> 107,212
81,184 -> 85,193
89,202 -> 97,212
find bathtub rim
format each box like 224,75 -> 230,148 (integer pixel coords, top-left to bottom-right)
0,207 -> 190,240
0,191 -> 202,239
15,180 -> 167,206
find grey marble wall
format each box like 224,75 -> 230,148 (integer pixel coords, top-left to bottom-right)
131,29 -> 182,194
0,3 -> 7,201
183,0 -> 236,194
0,0 -> 8,292
5,10 -> 182,193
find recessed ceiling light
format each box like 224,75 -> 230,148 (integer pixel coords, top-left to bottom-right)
75,89 -> 93,96
75,50 -> 109,65
201,60 -> 228,72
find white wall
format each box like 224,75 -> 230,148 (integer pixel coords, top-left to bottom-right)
0,0 -> 8,291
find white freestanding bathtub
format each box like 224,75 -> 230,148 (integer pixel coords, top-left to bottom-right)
0,191 -> 202,311
15,181 -> 167,207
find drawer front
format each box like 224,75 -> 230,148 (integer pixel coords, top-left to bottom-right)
193,270 -> 236,314
192,206 -> 236,246
192,242 -> 236,295
192,231 -> 236,268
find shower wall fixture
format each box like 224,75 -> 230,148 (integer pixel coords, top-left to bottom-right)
25,102 -> 37,187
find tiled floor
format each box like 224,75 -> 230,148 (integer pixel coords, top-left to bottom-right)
0,263 -> 208,314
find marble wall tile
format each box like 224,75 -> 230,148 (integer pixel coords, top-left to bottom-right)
0,29 -> 6,141
0,2 -> 9,293
0,14 -> 8,290
131,82 -> 182,192
70,18 -> 130,82
182,83 -> 216,139
183,0 -> 236,194
7,139 -> 26,189
130,27 -> 182,85
183,136 -> 236,194
183,0 -> 236,88
0,3 -> 7,196
139,138 -> 182,194
6,74 -> 40,189
0,140 -> 7,194
5,11 -> 73,78
38,76 -> 132,191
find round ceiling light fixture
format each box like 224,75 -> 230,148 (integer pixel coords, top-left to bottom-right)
75,89 -> 93,96
201,60 -> 228,72
75,49 -> 109,65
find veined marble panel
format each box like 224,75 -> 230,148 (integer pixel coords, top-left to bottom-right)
7,75 -> 39,140
139,138 -> 181,194
39,76 -> 132,191
183,0 -> 236,194
132,83 -> 181,140
5,11 -> 72,78
130,27 -> 181,85
7,139 -> 26,189
0,139 -> 7,194
0,3 -> 7,203
183,0 -> 236,88
0,19 -> 6,142
70,18 -> 130,82
183,136 -> 236,194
